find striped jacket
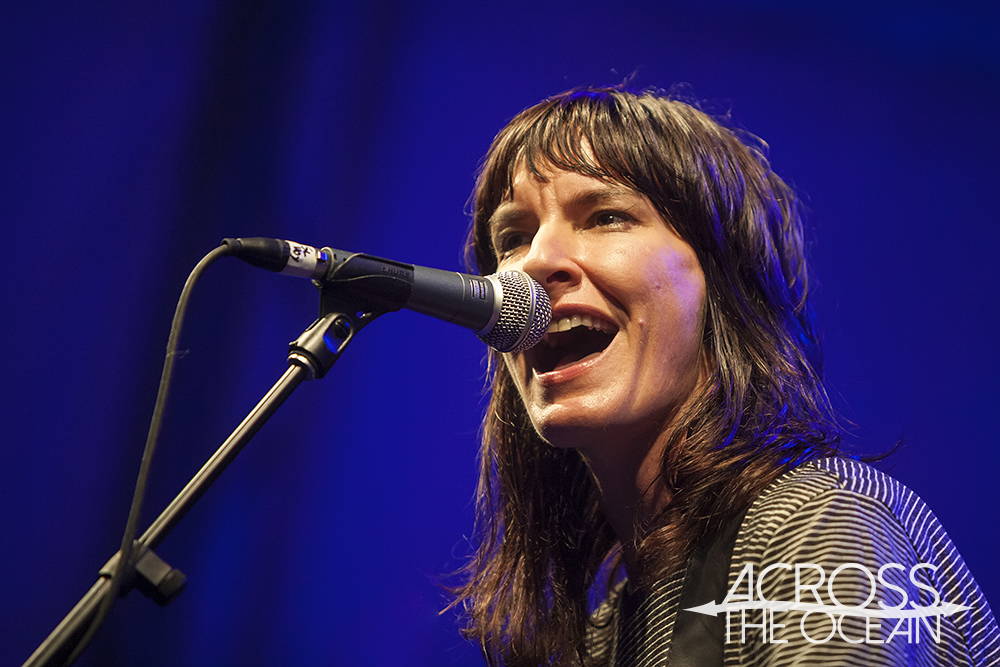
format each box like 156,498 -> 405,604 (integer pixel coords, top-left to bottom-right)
588,458 -> 999,666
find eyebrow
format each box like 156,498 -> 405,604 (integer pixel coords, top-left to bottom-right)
572,185 -> 641,212
488,184 -> 641,237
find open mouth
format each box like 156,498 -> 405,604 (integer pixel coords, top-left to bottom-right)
531,314 -> 618,374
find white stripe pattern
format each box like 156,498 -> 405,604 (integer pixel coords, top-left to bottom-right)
587,458 -> 1000,666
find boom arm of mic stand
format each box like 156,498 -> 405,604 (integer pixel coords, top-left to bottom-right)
23,293 -> 379,667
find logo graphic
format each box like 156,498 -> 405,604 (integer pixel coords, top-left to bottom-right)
684,562 -> 969,644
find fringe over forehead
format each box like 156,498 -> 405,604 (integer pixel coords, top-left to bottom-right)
468,87 -> 771,277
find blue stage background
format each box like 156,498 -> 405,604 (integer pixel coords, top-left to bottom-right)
2,2 -> 998,665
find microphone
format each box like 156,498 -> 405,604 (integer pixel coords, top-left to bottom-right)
221,237 -> 551,353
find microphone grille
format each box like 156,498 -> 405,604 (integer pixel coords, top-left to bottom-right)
477,271 -> 552,353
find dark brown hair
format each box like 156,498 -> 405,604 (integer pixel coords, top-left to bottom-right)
451,87 -> 841,666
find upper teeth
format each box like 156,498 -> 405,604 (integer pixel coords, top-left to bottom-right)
546,314 -> 615,334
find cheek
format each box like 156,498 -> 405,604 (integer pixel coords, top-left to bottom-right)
642,253 -> 708,383
644,251 -> 706,323
678,275 -> 708,334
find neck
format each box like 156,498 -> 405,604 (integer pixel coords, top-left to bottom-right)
580,429 -> 672,581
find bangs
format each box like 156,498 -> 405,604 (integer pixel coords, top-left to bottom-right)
519,105 -> 626,187
489,91 -> 669,207
471,89 -> 683,273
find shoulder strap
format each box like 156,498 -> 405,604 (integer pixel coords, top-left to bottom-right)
667,515 -> 743,667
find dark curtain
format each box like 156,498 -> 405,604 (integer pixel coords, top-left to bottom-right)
2,2 -> 997,665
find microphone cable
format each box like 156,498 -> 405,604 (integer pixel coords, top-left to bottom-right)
62,243 -> 231,666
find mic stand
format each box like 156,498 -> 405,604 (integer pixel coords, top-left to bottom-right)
24,284 -> 385,667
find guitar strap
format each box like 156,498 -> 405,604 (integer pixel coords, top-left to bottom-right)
667,514 -> 744,666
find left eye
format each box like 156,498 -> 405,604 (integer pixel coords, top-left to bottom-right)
594,211 -> 633,227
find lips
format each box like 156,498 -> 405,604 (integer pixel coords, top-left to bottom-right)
529,312 -> 618,374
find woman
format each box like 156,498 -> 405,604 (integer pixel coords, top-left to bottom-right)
451,87 -> 998,666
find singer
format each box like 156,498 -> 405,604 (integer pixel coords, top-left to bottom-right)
449,88 -> 999,666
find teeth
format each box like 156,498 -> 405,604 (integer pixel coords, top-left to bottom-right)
545,314 -> 615,335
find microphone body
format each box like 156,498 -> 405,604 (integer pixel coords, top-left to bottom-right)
222,237 -> 551,353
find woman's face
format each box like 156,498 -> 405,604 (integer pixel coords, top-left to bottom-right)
490,165 -> 708,455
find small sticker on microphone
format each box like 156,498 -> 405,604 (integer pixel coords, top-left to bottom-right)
281,241 -> 319,278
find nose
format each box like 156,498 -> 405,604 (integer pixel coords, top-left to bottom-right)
520,221 -> 580,295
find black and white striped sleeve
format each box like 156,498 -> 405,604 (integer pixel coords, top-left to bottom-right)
722,459 -> 999,667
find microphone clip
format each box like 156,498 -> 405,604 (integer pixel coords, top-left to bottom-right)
288,279 -> 391,380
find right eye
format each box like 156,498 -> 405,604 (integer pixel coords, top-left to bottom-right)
496,231 -> 530,258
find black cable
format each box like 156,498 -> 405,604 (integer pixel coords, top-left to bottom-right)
64,243 -> 233,665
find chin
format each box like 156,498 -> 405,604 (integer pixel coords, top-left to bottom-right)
526,406 -> 629,451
